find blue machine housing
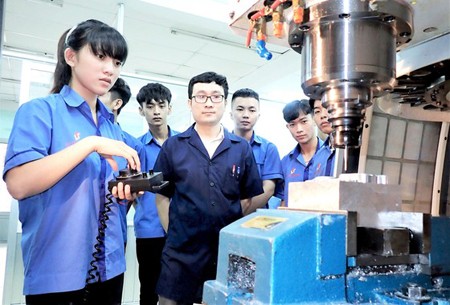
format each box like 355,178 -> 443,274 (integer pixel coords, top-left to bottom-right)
203,209 -> 450,304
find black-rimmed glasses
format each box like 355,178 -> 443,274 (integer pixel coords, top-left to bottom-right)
191,94 -> 224,103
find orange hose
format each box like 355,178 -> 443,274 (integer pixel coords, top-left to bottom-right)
250,7 -> 266,21
270,0 -> 282,10
246,22 -> 255,47
293,7 -> 304,24
273,21 -> 283,38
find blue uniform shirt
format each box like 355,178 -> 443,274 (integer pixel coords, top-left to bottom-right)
248,133 -> 283,207
116,127 -> 146,243
276,137 -> 331,206
3,85 -> 126,295
154,124 -> 264,302
249,133 -> 283,181
134,127 -> 178,238
323,135 -> 336,176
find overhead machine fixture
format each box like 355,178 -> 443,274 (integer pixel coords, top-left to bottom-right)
290,0 -> 414,150
229,0 -> 414,169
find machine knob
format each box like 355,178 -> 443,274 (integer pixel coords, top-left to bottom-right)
395,283 -> 431,302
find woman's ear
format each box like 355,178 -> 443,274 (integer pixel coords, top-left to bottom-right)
64,48 -> 76,67
114,99 -> 123,111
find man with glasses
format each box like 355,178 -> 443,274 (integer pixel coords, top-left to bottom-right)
153,71 -> 263,305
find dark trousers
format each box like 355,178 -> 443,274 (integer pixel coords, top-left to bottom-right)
136,237 -> 166,305
25,273 -> 124,305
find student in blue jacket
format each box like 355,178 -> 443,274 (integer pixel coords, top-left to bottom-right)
134,82 -> 179,305
154,72 -> 263,305
3,19 -> 140,305
99,77 -> 146,248
275,100 -> 330,206
230,88 -> 283,212
309,98 -> 335,176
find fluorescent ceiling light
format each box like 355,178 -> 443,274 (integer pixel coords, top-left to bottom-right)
27,0 -> 63,7
127,71 -> 188,87
2,46 -> 56,64
139,0 -> 231,23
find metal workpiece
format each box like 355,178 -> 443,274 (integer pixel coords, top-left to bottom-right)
291,0 -> 414,149
287,177 -> 403,228
376,211 -> 431,255
288,177 -> 432,256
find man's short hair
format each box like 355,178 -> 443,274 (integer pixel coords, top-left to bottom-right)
282,99 -> 312,123
136,83 -> 172,106
231,88 -> 259,104
110,77 -> 131,114
188,71 -> 228,100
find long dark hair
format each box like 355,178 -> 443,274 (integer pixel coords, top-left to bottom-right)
51,19 -> 128,93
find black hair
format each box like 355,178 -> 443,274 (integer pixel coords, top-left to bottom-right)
51,19 -> 128,93
309,98 -> 317,110
282,99 -> 312,123
109,77 -> 131,115
136,83 -> 172,106
231,88 -> 259,104
188,71 -> 229,100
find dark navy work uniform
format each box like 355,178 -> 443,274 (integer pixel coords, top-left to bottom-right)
153,124 -> 263,303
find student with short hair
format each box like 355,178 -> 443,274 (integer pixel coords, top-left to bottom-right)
134,82 -> 178,305
276,99 -> 330,206
230,88 -> 283,212
99,77 -> 146,247
309,98 -> 335,176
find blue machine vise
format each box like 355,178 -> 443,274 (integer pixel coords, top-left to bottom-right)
203,209 -> 450,304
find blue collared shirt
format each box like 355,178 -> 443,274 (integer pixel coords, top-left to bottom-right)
249,132 -> 283,181
323,135 -> 336,176
275,137 -> 331,206
247,132 -> 283,208
323,136 -> 336,177
3,85 -> 126,295
115,127 -> 146,243
133,127 -> 178,238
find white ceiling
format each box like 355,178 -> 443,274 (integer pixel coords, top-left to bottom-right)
1,0 -> 450,118
0,0 -> 301,107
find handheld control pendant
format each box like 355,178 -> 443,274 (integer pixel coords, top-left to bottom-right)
86,168 -> 168,289
108,168 -> 168,193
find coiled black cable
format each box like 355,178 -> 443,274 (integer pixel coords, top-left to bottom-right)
83,193 -> 115,303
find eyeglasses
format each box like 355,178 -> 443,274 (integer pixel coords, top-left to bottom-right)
191,94 -> 224,104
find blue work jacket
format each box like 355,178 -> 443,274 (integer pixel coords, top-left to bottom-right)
3,85 -> 126,295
